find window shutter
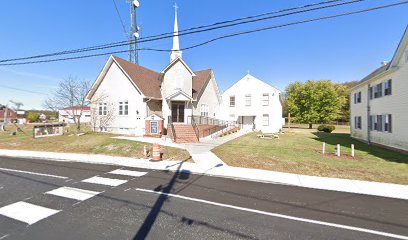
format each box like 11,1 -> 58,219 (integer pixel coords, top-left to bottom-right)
389,114 -> 392,133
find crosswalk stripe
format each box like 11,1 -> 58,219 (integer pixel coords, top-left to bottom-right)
109,169 -> 147,177
46,187 -> 101,201
81,176 -> 127,187
0,201 -> 60,225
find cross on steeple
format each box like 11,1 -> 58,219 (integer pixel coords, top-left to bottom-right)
170,2 -> 182,62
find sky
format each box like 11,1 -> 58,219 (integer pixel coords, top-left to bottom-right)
0,0 -> 407,109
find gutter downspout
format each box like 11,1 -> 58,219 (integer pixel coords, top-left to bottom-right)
367,84 -> 371,144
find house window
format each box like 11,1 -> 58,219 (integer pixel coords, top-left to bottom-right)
150,121 -> 158,134
354,116 -> 362,129
369,87 -> 373,100
245,94 -> 251,106
376,115 -> 383,131
98,103 -> 107,116
374,83 -> 383,98
119,101 -> 128,115
229,96 -> 235,107
262,114 -> 269,126
384,79 -> 392,96
383,114 -> 392,133
262,93 -> 269,106
200,104 -> 209,117
354,91 -> 361,104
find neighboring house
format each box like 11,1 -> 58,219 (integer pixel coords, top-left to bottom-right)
0,105 -> 17,124
86,8 -> 222,142
350,26 -> 408,152
16,110 -> 27,124
58,106 -> 91,124
221,74 -> 283,133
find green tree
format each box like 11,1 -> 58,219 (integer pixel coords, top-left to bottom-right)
286,80 -> 346,129
27,112 -> 40,123
337,81 -> 359,122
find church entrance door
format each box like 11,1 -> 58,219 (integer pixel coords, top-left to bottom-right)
171,102 -> 185,123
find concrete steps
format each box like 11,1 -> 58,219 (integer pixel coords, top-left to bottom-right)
169,124 -> 199,143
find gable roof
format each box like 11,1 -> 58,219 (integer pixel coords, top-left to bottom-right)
192,69 -> 212,100
113,56 -> 162,99
351,25 -> 408,90
161,57 -> 196,76
88,55 -> 219,101
223,74 -> 281,95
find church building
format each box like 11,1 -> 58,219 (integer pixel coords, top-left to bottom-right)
86,7 -> 222,143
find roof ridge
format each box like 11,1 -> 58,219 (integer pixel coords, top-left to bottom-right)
112,55 -> 160,74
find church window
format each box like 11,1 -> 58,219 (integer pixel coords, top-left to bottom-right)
262,93 -> 269,106
201,104 -> 209,117
119,101 -> 129,115
245,94 -> 251,106
99,103 -> 107,116
229,96 -> 235,107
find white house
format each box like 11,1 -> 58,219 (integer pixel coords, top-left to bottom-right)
86,7 -> 222,142
350,26 -> 408,152
58,106 -> 91,124
221,74 -> 283,133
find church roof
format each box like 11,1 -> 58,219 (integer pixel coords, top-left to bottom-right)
113,55 -> 212,101
113,56 -> 162,99
192,69 -> 212,100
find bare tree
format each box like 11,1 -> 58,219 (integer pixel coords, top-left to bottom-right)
89,93 -> 116,132
44,76 -> 90,132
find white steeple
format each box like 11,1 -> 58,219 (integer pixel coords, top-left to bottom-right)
170,3 -> 182,62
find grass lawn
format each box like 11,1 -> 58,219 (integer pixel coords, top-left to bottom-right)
212,125 -> 408,184
0,124 -> 191,161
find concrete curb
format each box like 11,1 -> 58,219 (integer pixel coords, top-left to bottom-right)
0,149 -> 407,200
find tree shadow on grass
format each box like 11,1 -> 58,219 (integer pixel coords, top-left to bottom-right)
312,132 -> 408,164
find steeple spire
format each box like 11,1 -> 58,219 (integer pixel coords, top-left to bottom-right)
170,3 -> 182,62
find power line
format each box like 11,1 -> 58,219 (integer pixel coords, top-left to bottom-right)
0,0 -> 406,66
0,84 -> 49,95
0,0 -> 364,63
112,0 -> 128,36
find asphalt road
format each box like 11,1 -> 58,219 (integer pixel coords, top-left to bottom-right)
0,156 -> 407,240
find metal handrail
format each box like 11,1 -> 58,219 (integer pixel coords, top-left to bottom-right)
190,115 -> 200,141
168,116 -> 177,142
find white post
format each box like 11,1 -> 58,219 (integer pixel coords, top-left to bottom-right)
322,142 -> 325,154
351,144 -> 355,157
337,144 -> 340,157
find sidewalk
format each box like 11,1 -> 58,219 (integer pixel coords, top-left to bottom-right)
112,136 -> 185,149
184,130 -> 248,167
0,149 -> 407,200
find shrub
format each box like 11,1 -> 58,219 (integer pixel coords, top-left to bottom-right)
27,112 -> 40,123
317,124 -> 335,133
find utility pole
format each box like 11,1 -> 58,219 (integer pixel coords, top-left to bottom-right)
128,0 -> 140,64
